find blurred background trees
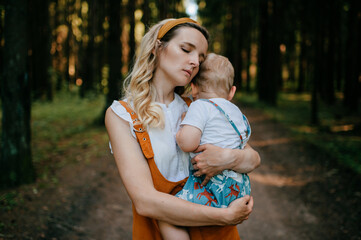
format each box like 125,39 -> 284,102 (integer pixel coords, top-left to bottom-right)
0,0 -> 360,187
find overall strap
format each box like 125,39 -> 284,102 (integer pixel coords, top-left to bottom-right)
118,101 -> 154,160
200,99 -> 251,145
181,96 -> 192,107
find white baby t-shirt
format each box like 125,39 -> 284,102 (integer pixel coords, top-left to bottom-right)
180,98 -> 249,158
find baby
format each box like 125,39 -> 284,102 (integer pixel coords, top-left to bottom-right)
159,53 -> 252,239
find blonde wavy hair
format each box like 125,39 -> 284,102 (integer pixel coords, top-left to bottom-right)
123,19 -> 209,129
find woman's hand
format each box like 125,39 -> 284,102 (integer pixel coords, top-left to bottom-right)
192,143 -> 260,185
192,144 -> 234,185
225,195 -> 254,225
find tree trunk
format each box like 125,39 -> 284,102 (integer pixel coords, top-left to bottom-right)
80,0 -> 97,98
29,0 -> 52,101
311,1 -> 323,125
232,0 -> 242,90
344,0 -> 360,111
257,0 -> 278,105
128,0 -> 136,71
297,28 -> 307,93
142,0 -> 151,28
1,0 -> 36,188
105,0 -> 122,110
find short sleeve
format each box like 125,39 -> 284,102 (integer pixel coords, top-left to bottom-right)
110,100 -> 136,138
108,100 -> 136,154
180,100 -> 208,132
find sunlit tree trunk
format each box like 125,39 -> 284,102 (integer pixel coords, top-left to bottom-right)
1,0 -> 36,188
297,27 -> 307,93
65,0 -> 75,90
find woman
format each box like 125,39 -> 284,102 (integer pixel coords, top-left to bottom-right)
105,18 -> 260,239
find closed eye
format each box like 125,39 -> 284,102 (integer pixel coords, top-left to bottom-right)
182,47 -> 190,53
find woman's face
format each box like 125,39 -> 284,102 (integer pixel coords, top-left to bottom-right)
155,27 -> 208,88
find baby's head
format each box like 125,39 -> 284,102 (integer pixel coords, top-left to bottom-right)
191,53 -> 235,100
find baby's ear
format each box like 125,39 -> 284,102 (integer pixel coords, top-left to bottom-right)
191,83 -> 199,99
227,86 -> 237,101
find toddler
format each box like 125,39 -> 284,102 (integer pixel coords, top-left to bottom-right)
159,53 -> 252,239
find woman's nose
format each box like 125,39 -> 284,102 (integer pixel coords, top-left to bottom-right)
190,54 -> 199,67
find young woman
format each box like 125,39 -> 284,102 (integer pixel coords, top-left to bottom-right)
105,18 -> 260,239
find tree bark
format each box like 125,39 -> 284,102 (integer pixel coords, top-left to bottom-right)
80,0 -> 97,98
29,0 -> 52,101
344,0 -> 361,111
1,0 -> 36,188
105,0 -> 122,110
257,0 -> 278,105
128,0 -> 136,71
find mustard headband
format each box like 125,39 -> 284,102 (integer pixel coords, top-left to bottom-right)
157,18 -> 199,39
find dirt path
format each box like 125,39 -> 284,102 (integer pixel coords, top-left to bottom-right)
1,107 -> 360,239
238,108 -> 323,239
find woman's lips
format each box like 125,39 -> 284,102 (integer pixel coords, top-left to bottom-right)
184,69 -> 192,76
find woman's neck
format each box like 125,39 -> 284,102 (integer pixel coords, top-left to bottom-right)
152,78 -> 175,105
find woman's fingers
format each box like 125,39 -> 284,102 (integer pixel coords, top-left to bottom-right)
227,195 -> 254,225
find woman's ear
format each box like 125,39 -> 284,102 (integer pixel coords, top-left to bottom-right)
152,40 -> 162,55
227,86 -> 237,101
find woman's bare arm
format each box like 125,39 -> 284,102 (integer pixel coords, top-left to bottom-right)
192,144 -> 261,185
105,108 -> 253,226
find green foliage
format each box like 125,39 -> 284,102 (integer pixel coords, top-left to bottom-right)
235,92 -> 361,174
30,91 -> 106,181
0,191 -> 22,211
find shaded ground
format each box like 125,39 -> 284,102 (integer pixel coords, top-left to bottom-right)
1,107 -> 361,239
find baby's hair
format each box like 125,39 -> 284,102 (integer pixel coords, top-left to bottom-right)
193,53 -> 234,97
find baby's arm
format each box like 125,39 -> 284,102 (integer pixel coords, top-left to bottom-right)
158,221 -> 190,240
176,125 -> 202,152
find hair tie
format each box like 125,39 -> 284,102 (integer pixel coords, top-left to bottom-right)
157,18 -> 199,39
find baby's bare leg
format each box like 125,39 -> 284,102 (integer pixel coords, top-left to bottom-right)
158,220 -> 190,240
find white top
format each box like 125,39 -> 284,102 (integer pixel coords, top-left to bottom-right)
109,94 -> 190,182
181,98 -> 249,158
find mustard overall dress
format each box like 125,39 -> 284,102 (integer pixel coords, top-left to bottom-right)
118,100 -> 240,240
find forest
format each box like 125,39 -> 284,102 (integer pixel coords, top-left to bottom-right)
0,0 -> 361,239
1,0 -> 360,187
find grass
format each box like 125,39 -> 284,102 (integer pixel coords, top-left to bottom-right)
31,91 -> 108,179
235,92 -> 361,174
0,91 -> 109,211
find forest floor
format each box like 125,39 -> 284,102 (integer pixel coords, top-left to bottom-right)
1,105 -> 361,240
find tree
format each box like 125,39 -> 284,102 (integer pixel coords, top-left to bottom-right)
127,0 -> 136,71
28,0 -> 52,101
80,0 -> 99,98
105,0 -> 122,110
344,0 -> 361,111
1,0 -> 36,188
257,0 -> 279,105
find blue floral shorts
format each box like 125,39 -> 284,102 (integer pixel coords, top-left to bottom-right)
176,169 -> 251,208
